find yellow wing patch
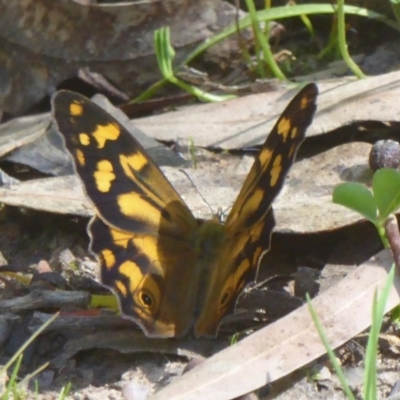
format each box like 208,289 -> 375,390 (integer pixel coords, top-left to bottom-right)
271,155 -> 282,187
78,133 -> 90,146
277,117 -> 291,141
120,153 -> 148,173
70,101 -> 83,116
94,160 -> 115,193
92,123 -> 121,148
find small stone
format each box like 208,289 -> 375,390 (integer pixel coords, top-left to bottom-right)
369,140 -> 400,171
122,381 -> 152,400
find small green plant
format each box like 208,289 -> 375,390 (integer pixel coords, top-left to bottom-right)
154,27 -> 236,103
230,333 -> 239,346
306,167 -> 400,399
307,266 -> 394,400
333,168 -> 400,247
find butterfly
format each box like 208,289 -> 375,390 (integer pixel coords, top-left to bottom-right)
52,84 -> 318,338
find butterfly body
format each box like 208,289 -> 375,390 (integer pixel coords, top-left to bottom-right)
52,84 -> 318,338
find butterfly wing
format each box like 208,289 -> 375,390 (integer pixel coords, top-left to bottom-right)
195,84 -> 318,337
52,91 -> 199,337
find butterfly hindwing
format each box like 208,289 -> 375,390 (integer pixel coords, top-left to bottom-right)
195,209 -> 276,336
89,216 -> 200,337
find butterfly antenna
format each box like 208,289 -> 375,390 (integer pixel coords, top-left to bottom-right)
179,169 -> 214,215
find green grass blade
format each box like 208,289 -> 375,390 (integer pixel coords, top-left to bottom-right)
299,12 -> 315,37
336,0 -> 366,78
363,265 -> 395,399
185,4 -> 398,66
58,382 -> 72,400
364,290 -> 378,399
245,0 -> 286,80
18,362 -> 49,389
0,312 -> 58,391
307,294 -> 356,400
2,355 -> 23,399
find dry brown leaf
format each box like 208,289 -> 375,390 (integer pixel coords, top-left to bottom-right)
148,249 -> 399,400
134,70 -> 400,148
0,141 -> 374,234
3,93 -> 186,175
274,141 -> 373,233
0,78 -> 390,234
0,176 -> 91,216
7,70 -> 399,175
0,113 -> 49,158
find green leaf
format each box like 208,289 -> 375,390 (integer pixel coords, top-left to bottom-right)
332,182 -> 378,223
391,305 -> 400,328
390,0 -> 400,29
372,168 -> 400,221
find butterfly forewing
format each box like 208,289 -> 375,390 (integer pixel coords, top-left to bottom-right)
52,91 -> 196,237
52,92 -> 200,338
226,83 -> 318,232
195,84 -> 318,337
